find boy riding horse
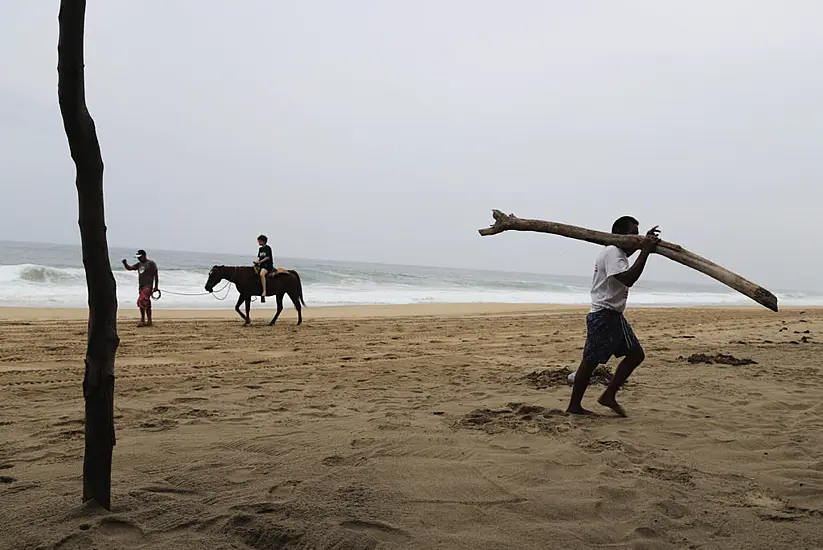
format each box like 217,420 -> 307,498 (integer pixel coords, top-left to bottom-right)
254,235 -> 274,303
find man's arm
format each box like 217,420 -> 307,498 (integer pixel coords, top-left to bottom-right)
154,265 -> 159,291
614,250 -> 652,288
614,230 -> 660,287
122,259 -> 137,271
614,228 -> 660,288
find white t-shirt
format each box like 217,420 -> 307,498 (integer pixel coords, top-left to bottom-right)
590,245 -> 630,313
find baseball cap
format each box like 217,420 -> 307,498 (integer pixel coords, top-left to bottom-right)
135,249 -> 147,258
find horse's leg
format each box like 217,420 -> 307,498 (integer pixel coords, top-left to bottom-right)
234,295 -> 247,323
245,297 -> 251,325
288,289 -> 302,326
269,293 -> 284,326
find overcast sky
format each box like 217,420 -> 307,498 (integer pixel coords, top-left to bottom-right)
1,1 -> 820,290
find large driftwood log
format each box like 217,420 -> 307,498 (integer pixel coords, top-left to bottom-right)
479,210 -> 778,312
58,0 -> 120,510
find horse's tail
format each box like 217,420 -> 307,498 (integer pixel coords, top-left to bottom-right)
289,270 -> 306,306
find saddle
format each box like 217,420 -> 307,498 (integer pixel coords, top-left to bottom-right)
264,267 -> 290,280
255,265 -> 289,275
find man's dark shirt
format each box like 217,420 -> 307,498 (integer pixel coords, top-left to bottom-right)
137,260 -> 158,289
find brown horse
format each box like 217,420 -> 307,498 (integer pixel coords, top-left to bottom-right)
205,266 -> 305,326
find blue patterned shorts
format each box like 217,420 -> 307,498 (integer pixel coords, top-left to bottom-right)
583,309 -> 641,364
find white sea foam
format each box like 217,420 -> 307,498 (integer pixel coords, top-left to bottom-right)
0,262 -> 820,310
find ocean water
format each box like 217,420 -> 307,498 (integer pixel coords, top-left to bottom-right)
0,241 -> 820,310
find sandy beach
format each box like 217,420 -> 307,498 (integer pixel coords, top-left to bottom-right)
1,304 -> 822,549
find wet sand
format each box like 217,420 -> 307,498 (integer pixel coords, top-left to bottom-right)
1,305 -> 822,549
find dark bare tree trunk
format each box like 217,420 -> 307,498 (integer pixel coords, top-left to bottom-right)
58,0 -> 120,510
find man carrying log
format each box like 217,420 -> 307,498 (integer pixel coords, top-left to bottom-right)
567,216 -> 660,417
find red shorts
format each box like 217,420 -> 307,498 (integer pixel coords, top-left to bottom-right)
138,286 -> 153,310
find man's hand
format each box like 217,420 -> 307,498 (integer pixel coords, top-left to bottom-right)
642,226 -> 661,254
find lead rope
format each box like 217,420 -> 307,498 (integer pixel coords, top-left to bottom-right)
151,280 -> 233,301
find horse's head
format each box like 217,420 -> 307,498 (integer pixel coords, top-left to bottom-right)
205,265 -> 225,292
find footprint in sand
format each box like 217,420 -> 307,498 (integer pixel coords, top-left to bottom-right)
322,454 -> 367,467
457,403 -> 569,435
52,428 -> 84,442
139,484 -> 198,497
633,526 -> 660,539
54,533 -> 93,549
340,520 -> 411,543
350,437 -> 376,448
97,518 -> 145,538
642,465 -> 695,486
173,396 -> 208,403
220,514 -> 302,549
655,499 -> 690,519
269,480 -> 301,499
746,493 -> 805,521
579,439 -> 625,453
139,418 -> 179,432
230,501 -> 285,515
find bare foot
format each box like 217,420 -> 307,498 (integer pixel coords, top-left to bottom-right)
566,405 -> 594,416
137,321 -> 147,328
597,395 -> 627,417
